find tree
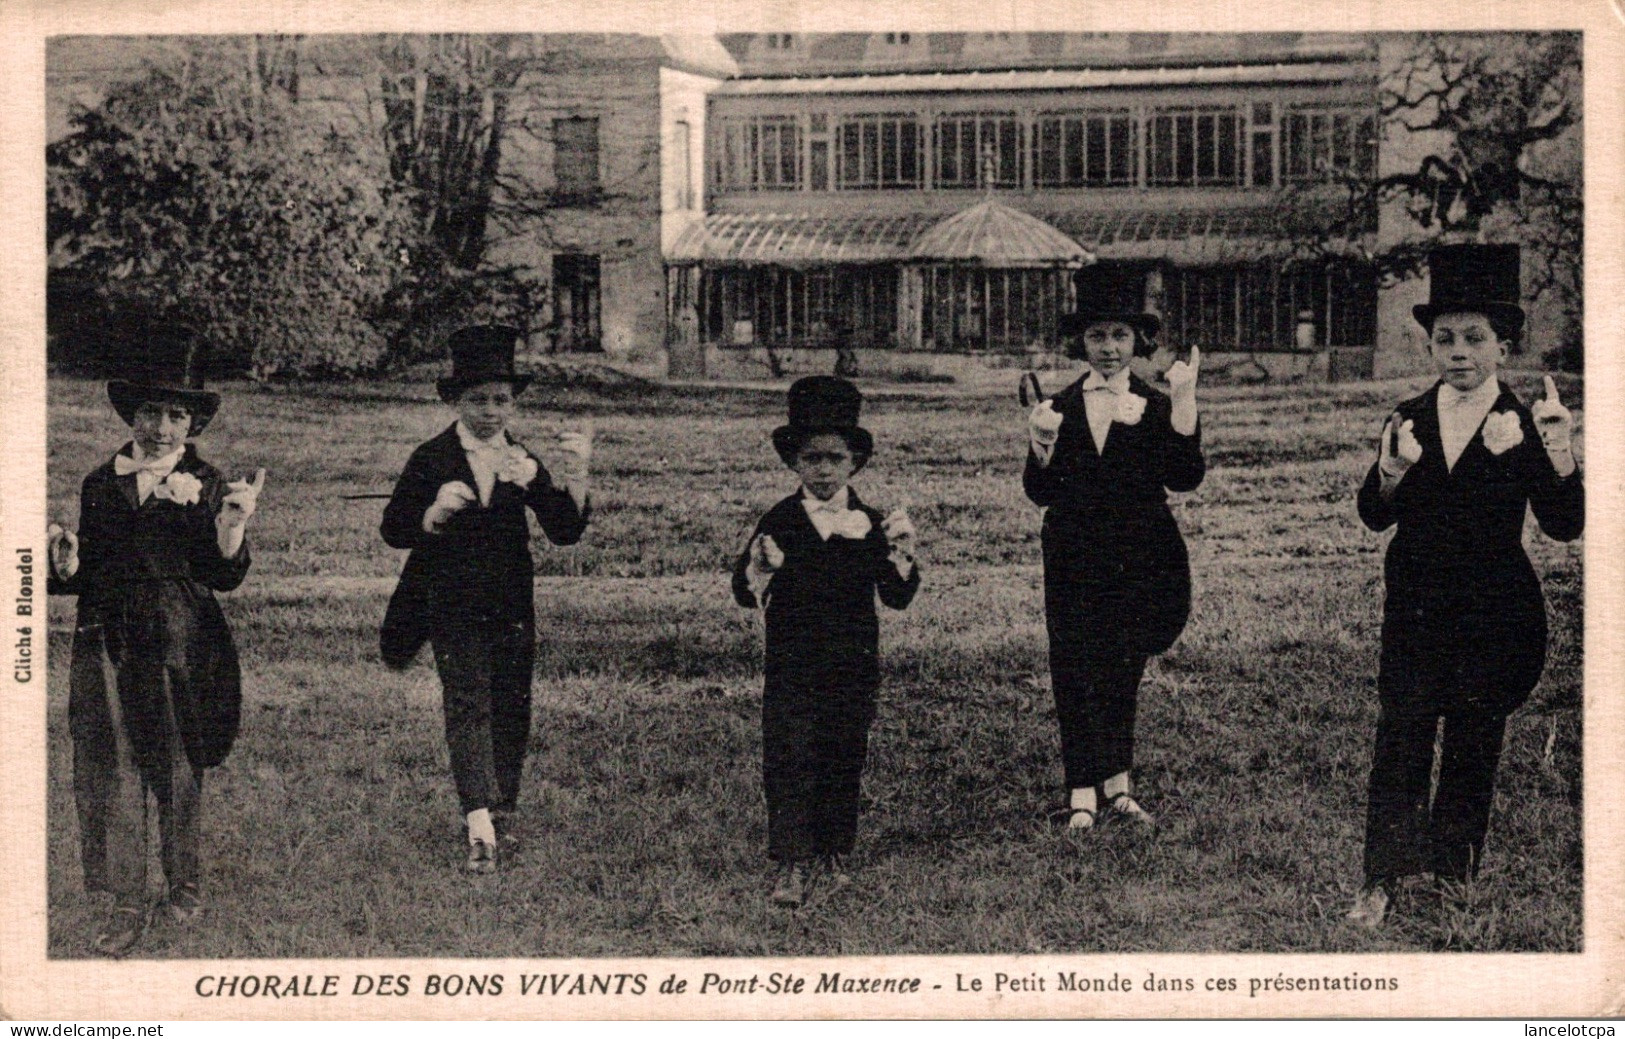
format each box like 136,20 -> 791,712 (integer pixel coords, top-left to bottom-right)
1377,32 -> 1582,365
47,37 -> 410,377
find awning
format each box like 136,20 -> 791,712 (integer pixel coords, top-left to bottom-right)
909,200 -> 1093,267
669,199 -> 1372,268
1046,201 -> 1375,265
669,212 -> 943,264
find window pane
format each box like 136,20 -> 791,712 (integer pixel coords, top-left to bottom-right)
1251,131 -> 1273,187
1176,114 -> 1194,184
1109,118 -> 1132,183
1086,117 -> 1107,183
810,139 -> 828,191
1196,114 -> 1215,181
899,121 -> 918,184
1217,115 -> 1237,181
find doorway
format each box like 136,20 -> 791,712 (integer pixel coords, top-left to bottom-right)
552,254 -> 602,352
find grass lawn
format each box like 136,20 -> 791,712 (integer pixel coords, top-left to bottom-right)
42,369 -> 1584,956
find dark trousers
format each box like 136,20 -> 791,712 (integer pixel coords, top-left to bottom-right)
430,615 -> 536,816
70,624 -> 202,904
1362,698 -> 1509,884
762,679 -> 873,862
1050,636 -> 1149,791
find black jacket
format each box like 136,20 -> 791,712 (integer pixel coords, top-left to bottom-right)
49,443 -> 252,770
380,424 -> 588,668
732,489 -> 920,699
1357,381 -> 1583,713
1023,372 -> 1205,656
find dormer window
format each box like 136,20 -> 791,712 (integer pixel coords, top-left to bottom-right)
765,33 -> 795,50
883,33 -> 912,46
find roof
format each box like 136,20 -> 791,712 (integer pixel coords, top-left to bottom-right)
910,200 -> 1092,267
717,61 -> 1371,97
669,200 -> 1372,267
659,35 -> 740,79
670,212 -> 945,264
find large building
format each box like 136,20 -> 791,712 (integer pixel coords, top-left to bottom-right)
47,33 -> 1572,381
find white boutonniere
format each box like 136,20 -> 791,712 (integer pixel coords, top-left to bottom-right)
1113,392 -> 1147,426
494,444 -> 539,488
831,510 -> 873,540
152,470 -> 203,506
1481,410 -> 1525,456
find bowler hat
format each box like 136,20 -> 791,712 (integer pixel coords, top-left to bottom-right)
771,376 -> 874,469
105,315 -> 220,436
437,325 -> 534,402
1060,265 -> 1160,354
1412,244 -> 1524,341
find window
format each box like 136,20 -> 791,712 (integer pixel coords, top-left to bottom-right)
699,267 -> 899,348
1146,107 -> 1243,187
765,33 -> 794,50
1282,107 -> 1376,182
837,114 -> 921,190
673,120 -> 693,209
883,33 -> 912,45
934,113 -> 1023,189
553,117 -> 600,199
921,267 -> 1070,353
1160,260 -> 1376,352
1034,111 -> 1135,188
716,116 -> 801,191
1249,102 -> 1275,188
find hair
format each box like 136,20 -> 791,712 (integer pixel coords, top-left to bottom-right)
1424,309 -> 1522,350
1063,321 -> 1151,361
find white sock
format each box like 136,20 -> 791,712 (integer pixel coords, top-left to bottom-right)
467,808 -> 495,845
1102,772 -> 1131,800
1069,786 -> 1098,813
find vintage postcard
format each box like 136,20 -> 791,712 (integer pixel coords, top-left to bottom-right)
1,0 -> 1621,1021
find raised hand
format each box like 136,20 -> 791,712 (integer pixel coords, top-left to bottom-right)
1379,412 -> 1422,480
47,523 -> 78,579
553,419 -> 594,483
752,533 -> 785,573
218,468 -> 267,530
1531,375 -> 1574,452
1028,400 -> 1063,465
881,502 -> 916,553
425,480 -> 478,531
1165,345 -> 1201,398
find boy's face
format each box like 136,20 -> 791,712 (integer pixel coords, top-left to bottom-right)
131,400 -> 191,457
793,433 -> 858,502
1429,312 -> 1506,392
455,380 -> 518,440
1081,321 -> 1136,377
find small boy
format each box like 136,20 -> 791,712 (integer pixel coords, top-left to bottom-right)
731,376 -> 920,907
47,318 -> 264,956
380,325 -> 591,874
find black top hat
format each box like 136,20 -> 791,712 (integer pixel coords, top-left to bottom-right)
1412,244 -> 1524,341
437,325 -> 534,402
105,315 -> 220,436
771,375 -> 874,469
1059,265 -> 1160,354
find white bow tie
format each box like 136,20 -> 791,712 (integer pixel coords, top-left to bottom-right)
113,450 -> 181,478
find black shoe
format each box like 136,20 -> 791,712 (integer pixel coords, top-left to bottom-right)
1347,884 -> 1390,930
492,812 -> 523,855
166,883 -> 204,924
94,903 -> 150,957
771,862 -> 805,907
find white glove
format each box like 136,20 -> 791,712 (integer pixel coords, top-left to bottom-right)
424,480 -> 478,532
1028,400 -> 1063,465
1165,345 -> 1201,399
47,523 -> 78,579
553,421 -> 594,483
1531,375 -> 1574,455
1379,413 -> 1422,480
751,533 -> 784,573
217,469 -> 266,530
881,506 -> 916,554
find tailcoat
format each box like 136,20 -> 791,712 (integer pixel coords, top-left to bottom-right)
1355,381 -> 1582,881
1022,373 -> 1204,788
732,489 -> 920,861
380,423 -> 588,816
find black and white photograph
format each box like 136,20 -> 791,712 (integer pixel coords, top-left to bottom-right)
2,0 -> 1621,1021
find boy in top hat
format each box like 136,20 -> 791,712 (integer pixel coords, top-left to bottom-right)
1348,244 -> 1582,928
1024,266 -> 1204,831
380,325 -> 591,874
732,376 -> 920,908
46,315 -> 265,956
